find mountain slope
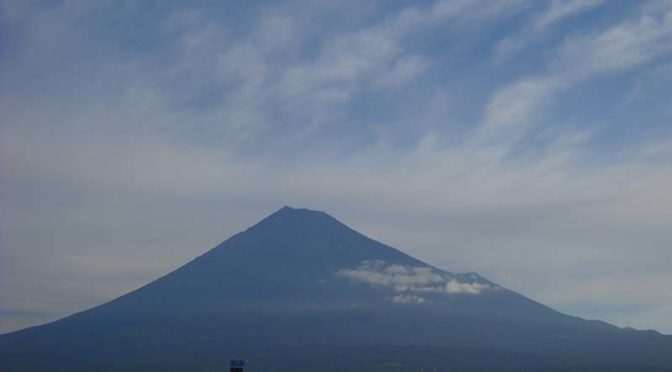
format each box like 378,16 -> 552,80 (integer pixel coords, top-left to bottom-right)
1,207 -> 671,371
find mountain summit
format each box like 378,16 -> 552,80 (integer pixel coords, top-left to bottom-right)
1,207 -> 671,371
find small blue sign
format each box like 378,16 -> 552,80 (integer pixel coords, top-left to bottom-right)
230,360 -> 246,367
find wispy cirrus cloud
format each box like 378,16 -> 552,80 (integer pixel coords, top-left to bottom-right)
483,2 -> 672,143
534,0 -> 606,30
494,0 -> 607,62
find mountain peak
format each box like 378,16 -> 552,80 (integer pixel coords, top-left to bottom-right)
200,206 -> 428,279
250,206 -> 343,233
275,205 -> 327,216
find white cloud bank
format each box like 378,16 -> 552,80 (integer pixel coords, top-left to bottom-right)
337,260 -> 493,303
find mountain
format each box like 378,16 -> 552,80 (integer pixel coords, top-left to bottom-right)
1,206 -> 671,371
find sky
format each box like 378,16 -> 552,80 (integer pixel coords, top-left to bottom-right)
1,0 -> 671,334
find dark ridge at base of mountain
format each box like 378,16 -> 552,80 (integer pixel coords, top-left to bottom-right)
1,206 -> 671,371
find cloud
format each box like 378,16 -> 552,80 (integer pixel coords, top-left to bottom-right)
553,8 -> 672,77
483,2 -> 672,142
390,294 -> 427,304
445,280 -> 489,295
534,0 -> 606,31
481,76 -> 564,136
494,0 -> 606,62
337,260 -> 492,297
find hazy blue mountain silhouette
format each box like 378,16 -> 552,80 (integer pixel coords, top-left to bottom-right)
1,207 -> 671,371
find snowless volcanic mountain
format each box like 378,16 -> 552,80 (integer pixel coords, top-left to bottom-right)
1,207 -> 671,371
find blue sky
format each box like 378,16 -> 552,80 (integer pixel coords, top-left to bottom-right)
1,0 -> 671,334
